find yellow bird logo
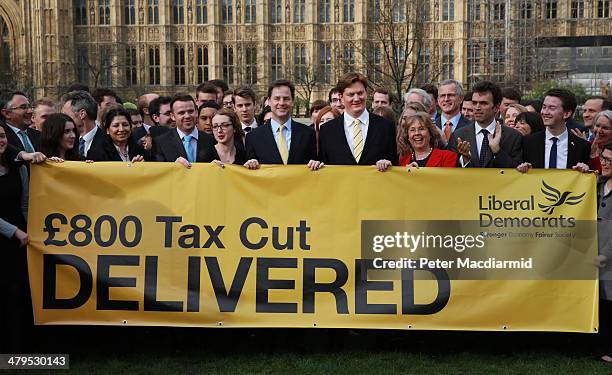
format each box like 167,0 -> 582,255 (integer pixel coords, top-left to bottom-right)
538,180 -> 585,215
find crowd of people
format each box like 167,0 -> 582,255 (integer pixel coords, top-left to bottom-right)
1,72 -> 612,359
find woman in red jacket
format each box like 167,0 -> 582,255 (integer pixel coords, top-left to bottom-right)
397,112 -> 458,167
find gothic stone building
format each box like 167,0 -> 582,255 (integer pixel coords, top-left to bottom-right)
0,0 -> 610,102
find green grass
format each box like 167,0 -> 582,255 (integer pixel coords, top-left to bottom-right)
16,328 -> 612,374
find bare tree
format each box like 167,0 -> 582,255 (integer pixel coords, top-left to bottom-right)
292,64 -> 320,113
350,0 -> 439,111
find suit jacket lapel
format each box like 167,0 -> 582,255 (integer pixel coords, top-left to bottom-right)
467,127 -> 479,167
361,114 -> 378,163
567,133 -> 577,169
288,120 -> 302,164
334,115 -> 356,163
534,132 -> 546,168
264,123 -> 283,164
171,130 -> 188,159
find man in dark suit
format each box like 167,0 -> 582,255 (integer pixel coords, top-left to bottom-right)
61,90 -> 106,159
0,91 -> 41,152
435,79 -> 472,144
318,72 -> 397,170
132,96 -> 172,142
518,88 -> 591,172
448,81 -> 522,168
244,80 -> 319,169
154,93 -> 217,166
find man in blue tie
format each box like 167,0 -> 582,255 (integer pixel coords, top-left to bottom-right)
154,93 -> 216,166
0,91 -> 41,153
518,88 -> 591,172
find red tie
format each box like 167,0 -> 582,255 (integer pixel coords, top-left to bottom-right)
444,121 -> 452,141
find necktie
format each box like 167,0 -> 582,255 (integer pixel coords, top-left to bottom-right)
244,126 -> 252,133
79,138 -> 85,156
183,135 -> 194,163
277,124 -> 289,164
549,137 -> 558,169
479,129 -> 489,168
444,121 -> 452,141
19,130 -> 34,153
352,119 -> 363,162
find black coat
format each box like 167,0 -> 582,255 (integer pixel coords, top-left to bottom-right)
245,120 -> 316,164
1,122 -> 41,152
318,113 -> 397,165
153,128 -> 217,162
522,130 -> 591,169
87,134 -> 150,162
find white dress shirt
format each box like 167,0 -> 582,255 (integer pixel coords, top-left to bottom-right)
544,128 -> 568,169
241,118 -> 258,132
343,110 -> 370,154
80,125 -> 99,156
459,120 -> 497,167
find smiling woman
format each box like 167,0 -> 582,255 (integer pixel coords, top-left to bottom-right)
397,112 -> 457,168
87,107 -> 148,162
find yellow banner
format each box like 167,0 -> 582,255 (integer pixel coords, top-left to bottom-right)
27,162 -> 598,332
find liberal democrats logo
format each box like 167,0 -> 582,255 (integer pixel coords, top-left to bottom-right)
538,180 -> 585,215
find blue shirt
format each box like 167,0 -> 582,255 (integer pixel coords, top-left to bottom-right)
271,118 -> 292,150
440,113 -> 462,133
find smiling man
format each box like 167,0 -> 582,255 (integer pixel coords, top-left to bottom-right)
319,72 -> 397,170
244,80 -> 317,167
436,79 -> 472,143
154,93 -> 217,167
1,91 -> 41,152
518,88 -> 590,171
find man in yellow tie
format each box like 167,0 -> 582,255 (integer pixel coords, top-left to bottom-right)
244,80 -> 321,170
319,72 -> 397,170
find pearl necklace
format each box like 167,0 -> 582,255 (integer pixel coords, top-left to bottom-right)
413,147 -> 433,161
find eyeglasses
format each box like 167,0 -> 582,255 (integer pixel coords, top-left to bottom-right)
212,123 -> 233,131
601,154 -> 612,165
223,102 -> 234,107
10,104 -> 32,111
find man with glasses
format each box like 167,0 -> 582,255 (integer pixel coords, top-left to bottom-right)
436,79 -> 472,145
0,91 -> 41,152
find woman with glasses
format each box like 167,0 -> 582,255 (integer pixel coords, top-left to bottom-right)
210,108 -> 246,166
597,142 -> 612,363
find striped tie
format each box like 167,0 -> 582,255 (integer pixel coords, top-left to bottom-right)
277,124 -> 289,164
352,119 -> 363,162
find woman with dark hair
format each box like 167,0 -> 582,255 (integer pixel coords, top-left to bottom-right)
210,108 -> 247,166
513,111 -> 545,136
88,107 -> 146,162
0,125 -> 32,352
397,112 -> 457,167
523,99 -> 543,114
39,113 -> 81,161
258,105 -> 272,125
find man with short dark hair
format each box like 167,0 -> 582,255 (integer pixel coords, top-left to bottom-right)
448,81 -> 522,168
329,87 -> 345,113
518,88 -> 591,172
461,91 -> 475,121
372,88 -> 392,110
61,90 -> 104,158
91,87 -> 118,126
500,87 -> 522,119
154,93 -> 217,166
222,92 -> 234,110
209,79 -> 229,104
1,91 -> 41,152
196,83 -> 219,107
319,72 -> 397,169
310,100 -> 328,125
244,80 -> 318,168
233,86 -> 258,133
131,96 -> 172,147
